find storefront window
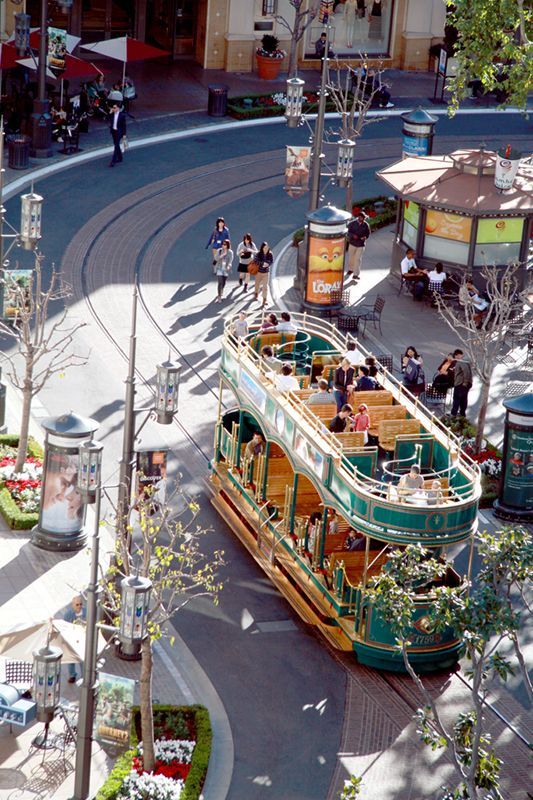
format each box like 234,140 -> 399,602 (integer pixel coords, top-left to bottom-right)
423,209 -> 472,265
474,217 -> 524,266
401,199 -> 419,248
306,0 -> 394,57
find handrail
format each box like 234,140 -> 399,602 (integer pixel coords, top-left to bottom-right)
224,311 -> 481,504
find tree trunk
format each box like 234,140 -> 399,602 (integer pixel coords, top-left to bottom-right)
140,637 -> 156,772
288,34 -> 298,77
474,378 -> 491,453
15,376 -> 33,473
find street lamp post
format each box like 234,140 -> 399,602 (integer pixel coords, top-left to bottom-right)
308,23 -> 331,212
30,0 -> 53,158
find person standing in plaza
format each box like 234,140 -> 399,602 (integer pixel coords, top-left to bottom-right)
253,242 -> 273,307
451,349 -> 473,417
206,217 -> 230,271
214,239 -> 233,303
63,595 -> 86,683
346,212 -> 371,280
108,102 -> 126,167
236,233 -> 258,290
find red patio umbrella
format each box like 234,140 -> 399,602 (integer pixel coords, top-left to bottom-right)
0,43 -> 20,71
81,35 -> 169,85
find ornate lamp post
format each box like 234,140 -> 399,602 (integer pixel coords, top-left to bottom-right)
155,360 -> 181,424
119,575 -> 152,657
308,23 -> 331,212
32,642 -> 62,747
336,139 -> 356,187
285,77 -> 305,129
20,191 -> 44,250
30,0 -> 53,158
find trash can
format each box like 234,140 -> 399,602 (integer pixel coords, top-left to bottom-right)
8,135 -> 31,170
208,84 -> 229,117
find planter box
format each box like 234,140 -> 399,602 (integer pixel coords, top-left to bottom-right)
256,53 -> 284,80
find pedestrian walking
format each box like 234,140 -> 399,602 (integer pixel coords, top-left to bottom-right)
236,233 -> 258,291
450,349 -> 473,417
252,242 -> 273,307
108,102 -> 126,167
346,212 -> 370,280
214,239 -> 233,302
63,595 -> 86,683
206,218 -> 230,271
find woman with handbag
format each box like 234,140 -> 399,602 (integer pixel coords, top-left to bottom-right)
213,239 -> 234,303
206,217 -> 230,272
236,233 -> 258,291
252,242 -> 274,307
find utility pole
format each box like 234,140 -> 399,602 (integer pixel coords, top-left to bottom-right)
308,22 -> 331,212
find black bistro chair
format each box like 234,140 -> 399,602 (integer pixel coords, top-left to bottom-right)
322,288 -> 351,322
423,384 -> 449,416
354,296 -> 386,337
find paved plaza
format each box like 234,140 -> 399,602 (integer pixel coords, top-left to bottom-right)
0,59 -> 531,799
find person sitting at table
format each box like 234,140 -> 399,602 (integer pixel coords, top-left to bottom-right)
275,364 -> 300,393
465,279 -> 489,327
356,365 -> 377,391
329,404 -> 353,433
401,248 -> 428,300
351,403 -> 370,444
344,529 -> 365,551
333,359 -> 356,411
398,464 -> 425,499
427,479 -> 443,505
306,378 -> 336,406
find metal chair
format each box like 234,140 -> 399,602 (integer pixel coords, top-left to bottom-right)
322,289 -> 351,322
375,353 -> 393,373
337,312 -> 359,334
354,296 -> 386,337
423,384 -> 449,415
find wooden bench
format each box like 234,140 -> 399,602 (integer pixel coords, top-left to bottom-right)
321,364 -> 341,384
378,419 -> 421,451
329,550 -> 388,585
250,332 -> 296,352
349,390 -> 393,406
368,405 -> 407,437
323,527 -> 351,555
334,431 -> 365,451
306,403 -> 338,422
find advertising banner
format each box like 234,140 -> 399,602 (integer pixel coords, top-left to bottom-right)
403,199 -> 419,228
39,445 -> 86,535
501,428 -> 533,509
285,146 -> 310,198
476,217 -> 523,244
319,0 -> 334,23
494,147 -> 521,191
305,233 -> 344,305
402,135 -> 429,158
94,673 -> 135,750
48,27 -> 67,70
1,269 -> 32,321
136,449 -> 168,510
425,210 -> 472,243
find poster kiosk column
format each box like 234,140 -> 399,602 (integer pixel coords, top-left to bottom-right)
303,204 -> 352,311
494,392 -> 533,521
31,411 -> 99,552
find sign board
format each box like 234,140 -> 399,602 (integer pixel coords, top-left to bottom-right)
1,269 -> 32,322
425,210 -> 472,243
437,48 -> 447,76
39,444 -> 86,536
500,428 -> 533,509
48,26 -> 67,70
402,135 -> 430,158
285,146 -> 310,197
305,233 -> 345,305
94,673 -> 135,750
136,449 -> 168,509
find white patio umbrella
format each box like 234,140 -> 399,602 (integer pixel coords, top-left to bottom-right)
8,28 -> 81,54
16,56 -> 56,80
0,618 -> 107,664
81,35 -> 169,86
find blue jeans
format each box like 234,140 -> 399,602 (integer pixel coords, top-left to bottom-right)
334,389 -> 348,412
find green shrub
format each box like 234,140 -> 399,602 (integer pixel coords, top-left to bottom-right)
0,434 -> 43,459
227,92 -> 337,120
0,435 -> 43,530
95,704 -> 212,800
292,227 -> 305,247
480,474 -> 500,508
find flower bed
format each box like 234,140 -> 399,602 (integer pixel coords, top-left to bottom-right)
439,417 -> 502,508
0,435 -> 44,529
96,705 -> 212,800
227,91 -> 338,120
291,196 -> 398,247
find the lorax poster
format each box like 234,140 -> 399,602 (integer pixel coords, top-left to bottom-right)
306,234 -> 345,305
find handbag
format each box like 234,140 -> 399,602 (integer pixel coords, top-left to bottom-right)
248,261 -> 259,276
120,136 -> 128,153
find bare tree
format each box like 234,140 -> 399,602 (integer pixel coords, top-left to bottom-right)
325,61 -> 386,210
275,0 -> 318,77
104,485 -> 225,772
435,262 -> 525,452
0,253 -> 88,472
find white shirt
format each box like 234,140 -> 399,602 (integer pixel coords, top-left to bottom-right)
343,347 -> 364,365
428,269 -> 446,284
401,256 -> 417,275
275,374 -> 300,392
276,321 -> 297,333
112,111 -> 119,130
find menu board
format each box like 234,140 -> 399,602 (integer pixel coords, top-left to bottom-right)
476,218 -> 523,244
501,427 -> 533,509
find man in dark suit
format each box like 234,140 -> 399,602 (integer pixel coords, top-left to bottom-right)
109,102 -> 126,167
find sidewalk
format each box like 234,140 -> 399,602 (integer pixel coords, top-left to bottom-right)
270,226 -> 532,447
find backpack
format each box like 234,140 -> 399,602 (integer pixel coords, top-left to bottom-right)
404,358 -> 420,385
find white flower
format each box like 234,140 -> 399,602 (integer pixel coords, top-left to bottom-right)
118,771 -> 184,800
138,738 -> 196,765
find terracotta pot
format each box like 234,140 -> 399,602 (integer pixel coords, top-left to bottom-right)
256,53 -> 284,80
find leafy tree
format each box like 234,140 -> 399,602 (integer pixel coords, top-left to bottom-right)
434,262 -> 524,453
367,526 -> 532,800
103,485 -> 225,772
0,253 -> 88,472
275,0 -> 318,77
340,775 -> 363,798
446,0 -> 533,113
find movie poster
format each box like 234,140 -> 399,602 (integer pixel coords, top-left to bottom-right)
285,146 -> 310,197
48,27 -> 67,70
94,673 -> 135,750
39,445 -> 86,535
136,449 -> 168,510
1,269 -> 32,321
305,233 -> 345,305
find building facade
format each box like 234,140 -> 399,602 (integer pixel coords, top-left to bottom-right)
3,1 -> 445,73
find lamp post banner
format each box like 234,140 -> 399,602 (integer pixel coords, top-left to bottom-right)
47,27 -> 67,70
136,448 -> 168,509
305,232 -> 344,305
94,673 -> 135,750
1,269 -> 32,322
39,444 -> 86,535
285,146 -> 311,197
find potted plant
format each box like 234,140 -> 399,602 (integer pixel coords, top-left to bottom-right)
256,34 -> 286,80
